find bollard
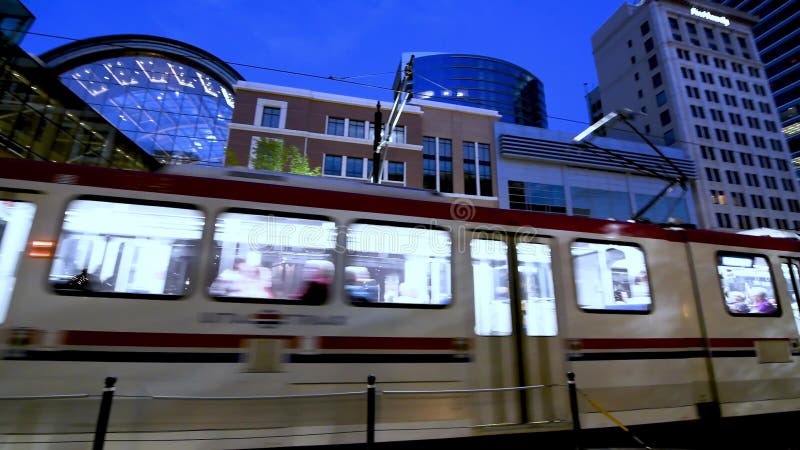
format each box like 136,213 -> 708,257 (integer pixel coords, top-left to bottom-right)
567,371 -> 583,450
92,376 -> 117,450
367,374 -> 376,449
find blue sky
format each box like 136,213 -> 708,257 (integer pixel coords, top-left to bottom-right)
20,0 -> 626,134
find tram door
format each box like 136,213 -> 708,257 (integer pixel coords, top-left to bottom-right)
779,257 -> 800,335
470,233 -> 559,426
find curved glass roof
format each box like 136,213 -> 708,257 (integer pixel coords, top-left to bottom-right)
60,55 -> 235,165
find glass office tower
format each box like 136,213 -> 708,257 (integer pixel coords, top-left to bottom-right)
402,53 -> 548,127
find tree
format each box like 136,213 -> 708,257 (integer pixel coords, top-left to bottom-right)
226,138 -> 321,176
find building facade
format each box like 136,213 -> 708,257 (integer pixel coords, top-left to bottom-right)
592,0 -> 799,231
398,53 -> 547,128
706,1 -> 800,178
496,123 -> 698,225
0,2 -> 158,170
227,82 -> 500,206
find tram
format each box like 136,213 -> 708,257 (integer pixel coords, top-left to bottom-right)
1,158 -> 800,449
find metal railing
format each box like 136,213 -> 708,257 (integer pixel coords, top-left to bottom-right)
0,373 -> 583,449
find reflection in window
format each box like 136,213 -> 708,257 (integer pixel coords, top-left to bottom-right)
211,212 -> 335,303
518,242 -> 557,335
471,239 -> 557,336
346,223 -> 451,305
571,241 -> 652,312
472,239 -> 511,335
0,200 -> 37,322
719,253 -> 779,315
50,199 -> 204,296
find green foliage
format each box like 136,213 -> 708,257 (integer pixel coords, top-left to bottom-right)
225,148 -> 243,167
238,138 -> 321,176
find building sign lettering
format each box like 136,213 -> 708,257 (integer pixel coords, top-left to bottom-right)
690,7 -> 730,27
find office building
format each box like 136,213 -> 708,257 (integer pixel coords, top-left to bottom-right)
398,53 -> 547,127
592,0 -> 799,231
706,1 -> 800,178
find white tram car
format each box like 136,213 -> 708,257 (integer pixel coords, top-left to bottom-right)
1,159 -> 800,449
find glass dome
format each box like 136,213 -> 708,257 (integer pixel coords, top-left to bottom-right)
61,55 -> 234,165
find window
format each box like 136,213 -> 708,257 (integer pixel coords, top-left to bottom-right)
656,91 -> 667,106
711,189 -> 726,205
387,161 -> 404,182
254,99 -> 287,129
423,137 -> 453,193
348,120 -> 365,139
668,17 -> 679,30
463,141 -> 492,196
326,117 -> 345,136
346,157 -> 364,178
572,240 -> 652,313
737,215 -> 752,229
0,199 -> 36,322
664,129 -> 675,146
720,149 -> 735,163
368,124 -> 406,144
210,211 -> 335,303
718,253 -> 779,316
640,21 -> 650,35
716,212 -> 732,228
659,110 -> 671,126
644,38 -> 654,52
652,73 -> 663,88
471,236 -> 557,336
323,155 -> 342,176
50,197 -> 203,297
346,222 -> 451,306
648,55 -> 658,69
508,181 -> 566,213
260,106 -> 281,128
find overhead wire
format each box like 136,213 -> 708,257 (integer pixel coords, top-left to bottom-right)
5,27 -> 791,164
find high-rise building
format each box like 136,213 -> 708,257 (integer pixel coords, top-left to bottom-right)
592,0 -> 799,231
706,1 -> 800,179
397,53 -> 548,127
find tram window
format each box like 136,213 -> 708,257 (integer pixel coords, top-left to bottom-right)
571,240 -> 652,313
210,211 -> 335,304
49,198 -> 204,298
518,242 -> 557,335
346,222 -> 451,307
471,239 -> 558,336
471,238 -> 511,335
0,200 -> 37,322
780,262 -> 799,330
719,253 -> 779,316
